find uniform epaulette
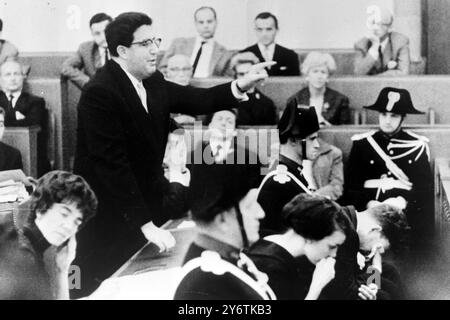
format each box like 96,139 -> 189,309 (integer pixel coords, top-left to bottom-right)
404,130 -> 430,143
351,130 -> 376,141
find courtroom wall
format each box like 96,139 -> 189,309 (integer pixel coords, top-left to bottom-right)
0,0 -> 394,52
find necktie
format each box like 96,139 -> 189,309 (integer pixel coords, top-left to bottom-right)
6,94 -> 16,122
136,82 -> 148,113
105,48 -> 110,64
192,41 -> 206,75
378,44 -> 384,71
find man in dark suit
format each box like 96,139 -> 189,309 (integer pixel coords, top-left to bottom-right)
0,107 -> 23,171
61,13 -> 113,88
241,12 -> 300,76
0,60 -> 49,177
72,12 -> 273,297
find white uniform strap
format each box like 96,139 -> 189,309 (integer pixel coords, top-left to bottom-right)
256,164 -> 312,197
176,251 -> 276,300
366,136 -> 413,188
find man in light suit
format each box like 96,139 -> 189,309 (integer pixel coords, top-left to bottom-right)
241,12 -> 300,76
159,6 -> 232,78
354,5 -> 410,76
72,12 -> 273,297
61,13 -> 113,88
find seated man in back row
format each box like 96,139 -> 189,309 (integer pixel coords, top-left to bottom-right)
241,12 -> 300,76
0,60 -> 50,177
354,5 -> 410,76
345,87 -> 433,246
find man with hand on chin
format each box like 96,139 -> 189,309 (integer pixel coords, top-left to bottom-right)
73,12 -> 274,297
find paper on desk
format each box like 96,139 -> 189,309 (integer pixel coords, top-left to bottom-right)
0,170 -> 30,186
88,267 -> 183,300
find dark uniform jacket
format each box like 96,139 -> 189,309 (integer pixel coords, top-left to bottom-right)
287,87 -> 351,125
345,129 -> 433,238
73,59 -> 239,296
0,141 -> 23,172
257,155 -> 310,236
236,89 -> 278,126
0,91 -> 50,177
247,239 -> 311,300
241,44 -> 300,76
174,234 -> 275,300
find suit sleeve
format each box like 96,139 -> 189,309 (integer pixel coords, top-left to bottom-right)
354,41 -> 377,75
167,81 -> 238,115
338,95 -> 351,125
10,97 -> 45,127
379,40 -> 410,76
13,149 -> 23,171
315,148 -> 344,201
61,46 -> 90,89
287,51 -> 300,76
78,86 -> 152,229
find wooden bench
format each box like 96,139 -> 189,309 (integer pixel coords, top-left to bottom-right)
191,76 -> 450,125
3,126 -> 39,177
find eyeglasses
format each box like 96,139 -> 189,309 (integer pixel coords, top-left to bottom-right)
131,37 -> 162,48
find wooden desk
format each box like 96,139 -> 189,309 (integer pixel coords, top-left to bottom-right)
3,126 -> 40,177
112,219 -> 197,278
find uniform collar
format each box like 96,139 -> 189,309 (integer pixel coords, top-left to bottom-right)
194,232 -> 241,263
279,154 -> 303,173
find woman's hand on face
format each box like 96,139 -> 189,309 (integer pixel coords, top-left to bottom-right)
55,236 -> 77,273
311,257 -> 336,290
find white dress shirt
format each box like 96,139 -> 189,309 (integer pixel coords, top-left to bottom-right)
368,36 -> 389,60
119,65 -> 148,113
258,42 -> 276,62
190,37 -> 214,78
5,91 -> 21,109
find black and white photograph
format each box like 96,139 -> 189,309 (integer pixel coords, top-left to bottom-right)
0,0 -> 449,305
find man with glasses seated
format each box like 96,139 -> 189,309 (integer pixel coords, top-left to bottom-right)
354,5 -> 410,76
72,12 -> 274,298
165,54 -> 196,125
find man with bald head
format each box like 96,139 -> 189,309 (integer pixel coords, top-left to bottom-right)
0,60 -> 50,176
159,6 -> 231,78
354,5 -> 410,76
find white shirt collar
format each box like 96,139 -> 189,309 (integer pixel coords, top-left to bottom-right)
116,61 -> 148,112
380,36 -> 389,50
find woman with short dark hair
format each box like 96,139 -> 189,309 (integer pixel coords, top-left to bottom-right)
0,170 -> 97,300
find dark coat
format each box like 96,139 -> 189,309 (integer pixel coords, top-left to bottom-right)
73,59 -> 238,295
0,141 -> 23,171
174,235 -> 274,300
257,155 -> 310,236
241,44 -> 300,76
0,91 -> 50,177
247,239 -> 310,300
236,89 -> 278,126
287,87 -> 351,125
344,129 -> 433,238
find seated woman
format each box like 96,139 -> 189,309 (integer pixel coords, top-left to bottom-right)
0,171 -> 97,300
247,193 -> 347,299
287,52 -> 351,125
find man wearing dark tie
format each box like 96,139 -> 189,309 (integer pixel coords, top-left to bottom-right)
61,13 -> 113,88
159,6 -> 232,78
72,12 -> 273,297
241,12 -> 300,76
0,60 -> 48,176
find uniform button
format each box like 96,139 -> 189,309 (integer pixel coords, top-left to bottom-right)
408,160 -> 412,164
388,171 -> 392,176
389,150 -> 394,155
370,160 -> 374,164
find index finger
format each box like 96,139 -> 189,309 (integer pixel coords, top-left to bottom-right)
254,61 -> 277,69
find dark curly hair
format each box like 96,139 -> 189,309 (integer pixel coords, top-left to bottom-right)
368,204 -> 410,254
27,171 -> 97,226
282,194 -> 348,240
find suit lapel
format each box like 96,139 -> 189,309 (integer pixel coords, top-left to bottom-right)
209,42 -> 222,75
14,92 -> 29,115
108,61 -> 157,149
93,44 -> 102,70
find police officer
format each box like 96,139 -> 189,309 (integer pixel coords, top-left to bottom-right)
345,87 -> 433,243
174,164 -> 276,300
257,103 -> 320,236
